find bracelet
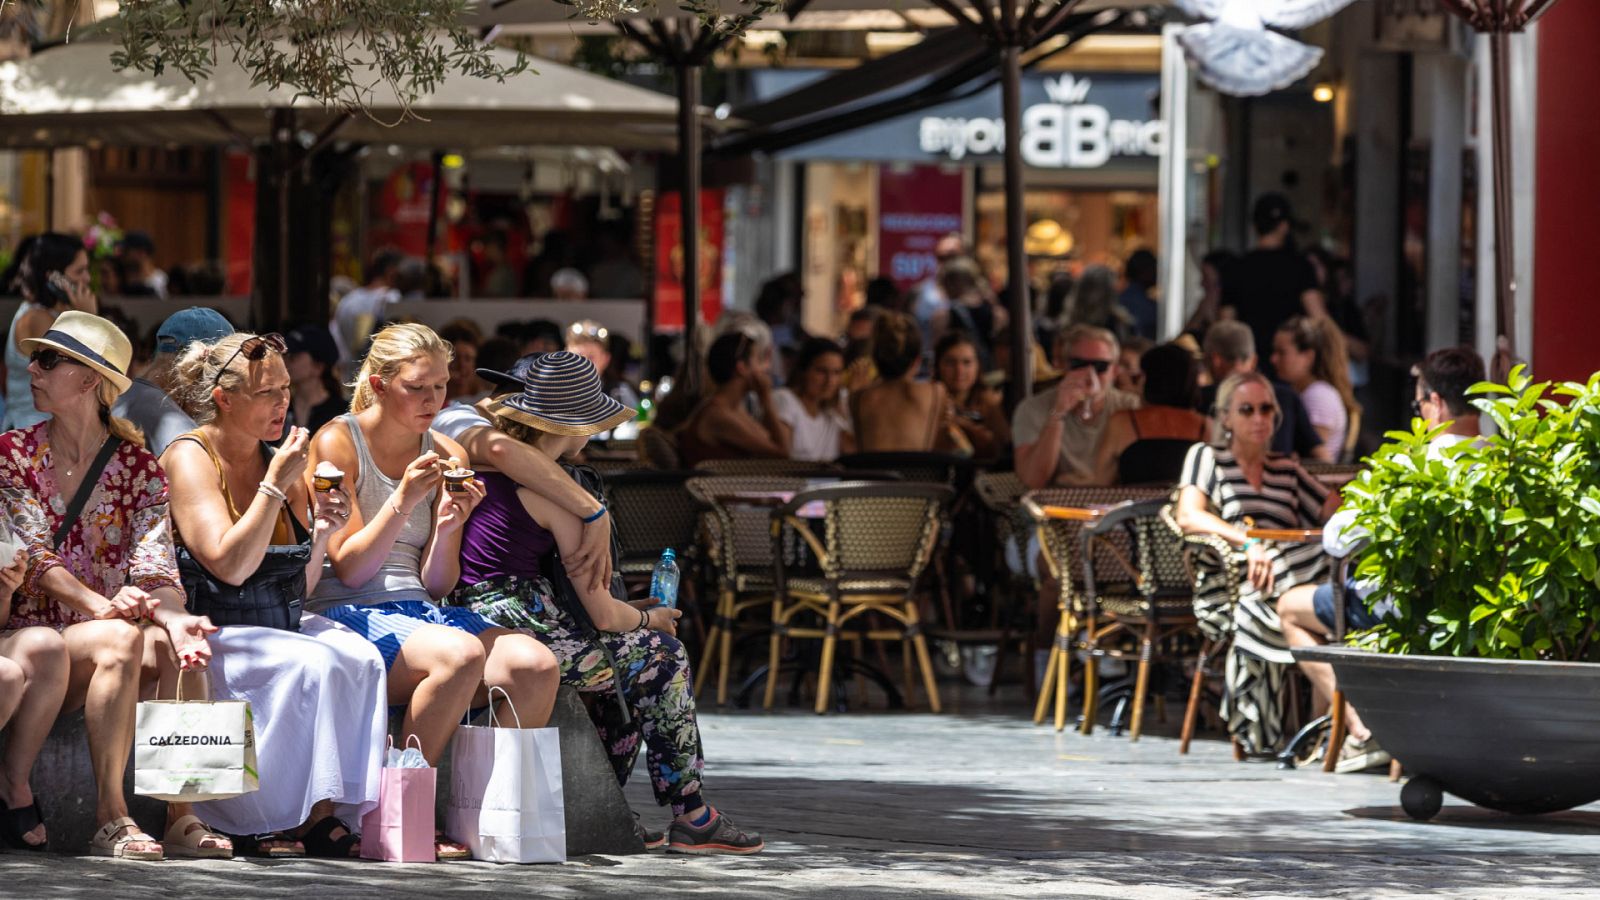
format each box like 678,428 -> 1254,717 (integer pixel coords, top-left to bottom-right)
582,506 -> 608,525
1241,537 -> 1260,551
257,481 -> 288,502
390,496 -> 408,518
637,607 -> 649,631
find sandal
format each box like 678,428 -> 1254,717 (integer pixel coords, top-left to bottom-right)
162,815 -> 234,859
301,816 -> 360,859
0,799 -> 48,851
91,817 -> 164,861
232,832 -> 305,859
435,832 -> 471,861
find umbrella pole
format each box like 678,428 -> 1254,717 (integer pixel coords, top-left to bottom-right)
1000,39 -> 1032,405
1488,29 -> 1517,366
677,60 -> 703,390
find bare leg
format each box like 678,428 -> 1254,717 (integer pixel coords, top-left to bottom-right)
0,627 -> 69,847
476,628 -> 559,728
1278,586 -> 1370,740
386,624 -> 486,764
61,619 -> 159,854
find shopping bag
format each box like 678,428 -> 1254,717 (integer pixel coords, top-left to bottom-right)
360,735 -> 438,863
134,672 -> 258,802
445,686 -> 566,864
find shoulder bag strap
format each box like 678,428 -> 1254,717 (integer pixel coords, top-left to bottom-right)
53,437 -> 124,548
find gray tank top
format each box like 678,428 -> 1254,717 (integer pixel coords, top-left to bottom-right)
306,413 -> 439,611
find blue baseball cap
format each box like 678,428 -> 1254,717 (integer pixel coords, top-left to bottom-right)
156,307 -> 234,356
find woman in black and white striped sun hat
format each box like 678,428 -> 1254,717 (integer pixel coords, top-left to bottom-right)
485,350 -> 636,437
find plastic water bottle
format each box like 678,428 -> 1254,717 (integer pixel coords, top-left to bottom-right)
649,549 -> 680,609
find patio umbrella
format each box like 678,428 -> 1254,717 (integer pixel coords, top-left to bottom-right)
1434,0 -> 1563,370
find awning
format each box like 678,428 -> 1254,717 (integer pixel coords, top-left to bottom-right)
0,39 -> 681,150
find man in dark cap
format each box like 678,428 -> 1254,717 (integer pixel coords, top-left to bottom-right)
284,323 -> 347,433
1222,193 -> 1322,377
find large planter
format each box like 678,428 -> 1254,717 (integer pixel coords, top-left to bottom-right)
1294,645 -> 1600,819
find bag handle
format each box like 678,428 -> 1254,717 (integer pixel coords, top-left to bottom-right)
53,437 -> 122,548
405,734 -> 423,753
485,684 -> 524,730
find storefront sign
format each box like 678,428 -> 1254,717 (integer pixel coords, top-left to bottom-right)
654,188 -> 726,331
751,69 -> 1162,170
877,165 -> 964,292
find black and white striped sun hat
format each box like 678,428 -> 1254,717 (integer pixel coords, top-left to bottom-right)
485,351 -> 636,437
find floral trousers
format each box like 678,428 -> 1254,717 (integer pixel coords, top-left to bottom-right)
453,576 -> 706,816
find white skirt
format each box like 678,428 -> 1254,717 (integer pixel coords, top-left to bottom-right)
193,613 -> 388,835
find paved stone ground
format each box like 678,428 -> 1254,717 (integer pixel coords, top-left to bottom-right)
8,685 -> 1600,898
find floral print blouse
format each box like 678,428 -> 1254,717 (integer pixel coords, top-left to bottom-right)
0,422 -> 182,631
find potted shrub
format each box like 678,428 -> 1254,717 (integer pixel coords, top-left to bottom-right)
1295,367 -> 1600,819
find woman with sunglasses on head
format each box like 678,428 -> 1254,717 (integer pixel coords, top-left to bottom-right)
0,311 -> 221,860
4,233 -> 99,430
453,351 -> 763,854
159,331 -> 387,859
306,323 -> 559,861
1172,371 -> 1340,756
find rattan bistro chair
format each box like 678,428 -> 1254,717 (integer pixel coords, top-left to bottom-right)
685,475 -> 809,705
1076,498 -> 1195,741
701,458 -> 841,478
1024,486 -> 1170,732
605,470 -> 706,598
765,481 -> 953,714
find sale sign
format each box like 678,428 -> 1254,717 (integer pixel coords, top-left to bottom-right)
654,188 -> 725,332
877,166 -> 965,294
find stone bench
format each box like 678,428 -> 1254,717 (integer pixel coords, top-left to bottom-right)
4,686 -> 642,857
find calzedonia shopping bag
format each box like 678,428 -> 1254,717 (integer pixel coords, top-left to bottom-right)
134,674 -> 259,802
446,686 -> 566,863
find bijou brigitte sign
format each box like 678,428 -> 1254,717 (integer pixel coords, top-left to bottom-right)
916,74 -> 1163,168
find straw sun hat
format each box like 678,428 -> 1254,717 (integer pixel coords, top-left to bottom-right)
21,310 -> 133,394
485,351 -> 635,437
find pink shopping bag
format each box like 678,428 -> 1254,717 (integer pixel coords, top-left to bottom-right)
360,736 -> 437,863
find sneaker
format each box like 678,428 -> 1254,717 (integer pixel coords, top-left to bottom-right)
1334,735 -> 1393,774
633,813 -> 667,851
666,809 -> 764,855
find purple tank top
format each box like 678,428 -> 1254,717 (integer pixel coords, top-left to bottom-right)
459,471 -> 557,587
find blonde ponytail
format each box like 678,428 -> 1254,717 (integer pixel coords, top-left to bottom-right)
349,323 -> 453,413
96,379 -> 146,448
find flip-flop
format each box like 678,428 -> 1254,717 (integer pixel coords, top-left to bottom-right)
163,814 -> 234,859
435,832 -> 471,861
301,816 -> 360,859
0,799 -> 48,852
231,832 -> 306,859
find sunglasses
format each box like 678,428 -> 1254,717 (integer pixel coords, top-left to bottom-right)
1235,402 -> 1277,419
211,333 -> 287,391
30,348 -> 84,371
1066,357 -> 1112,374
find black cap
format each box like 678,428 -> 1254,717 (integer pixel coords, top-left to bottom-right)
477,351 -> 546,394
1252,192 -> 1294,236
284,324 -> 340,367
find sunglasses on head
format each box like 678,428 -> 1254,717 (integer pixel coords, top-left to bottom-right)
30,348 -> 83,371
211,333 -> 287,391
1066,357 -> 1112,374
1235,402 -> 1277,418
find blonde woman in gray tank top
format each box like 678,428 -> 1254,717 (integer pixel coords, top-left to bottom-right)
306,324 -> 559,862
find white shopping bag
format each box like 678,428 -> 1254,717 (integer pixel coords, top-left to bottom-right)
134,673 -> 258,802
445,686 -> 566,864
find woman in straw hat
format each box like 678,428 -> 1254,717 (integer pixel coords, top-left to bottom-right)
454,350 -> 764,855
0,310 -> 226,860
159,331 -> 387,858
306,323 -> 558,861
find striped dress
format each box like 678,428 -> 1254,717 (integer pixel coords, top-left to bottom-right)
1180,442 -> 1330,754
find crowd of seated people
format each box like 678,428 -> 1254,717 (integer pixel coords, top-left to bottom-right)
0,252 -> 762,860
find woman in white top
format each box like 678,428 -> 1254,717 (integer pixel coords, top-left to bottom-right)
771,338 -> 853,463
1271,316 -> 1360,462
162,332 -> 387,858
